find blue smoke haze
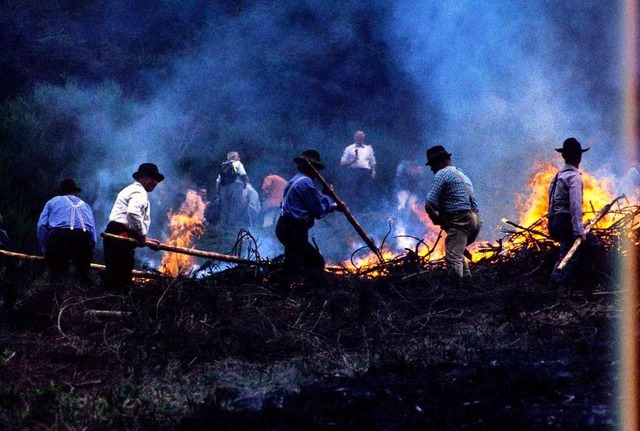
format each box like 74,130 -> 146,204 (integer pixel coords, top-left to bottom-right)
2,1 -> 628,257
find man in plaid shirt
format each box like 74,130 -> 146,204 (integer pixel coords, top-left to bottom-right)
424,145 -> 481,285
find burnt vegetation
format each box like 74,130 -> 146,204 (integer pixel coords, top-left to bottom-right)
0,213 -> 636,430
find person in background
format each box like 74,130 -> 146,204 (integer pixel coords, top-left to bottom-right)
103,163 -> 164,291
424,146 -> 481,286
547,137 -> 593,287
261,174 -> 287,228
37,178 -> 97,286
275,150 -> 340,287
215,151 -> 249,227
340,130 -> 377,210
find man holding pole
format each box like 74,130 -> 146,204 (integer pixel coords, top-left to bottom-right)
275,150 -> 340,286
424,145 -> 481,286
103,163 -> 164,291
547,137 -> 593,287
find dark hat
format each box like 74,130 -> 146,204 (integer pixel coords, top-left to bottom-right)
555,137 -> 589,155
294,149 -> 325,170
132,163 -> 165,182
59,178 -> 81,195
425,145 -> 452,166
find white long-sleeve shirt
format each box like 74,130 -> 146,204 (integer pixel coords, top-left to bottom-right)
340,143 -> 376,170
108,182 -> 151,236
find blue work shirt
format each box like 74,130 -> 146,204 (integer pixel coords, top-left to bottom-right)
281,173 -> 334,226
37,195 -> 97,253
426,165 -> 478,215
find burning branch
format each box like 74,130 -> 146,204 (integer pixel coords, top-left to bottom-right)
501,218 -> 551,239
101,233 -> 269,267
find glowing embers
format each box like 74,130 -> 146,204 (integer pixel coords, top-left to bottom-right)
160,189 -> 207,276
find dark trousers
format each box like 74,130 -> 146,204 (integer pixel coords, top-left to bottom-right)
548,213 -> 596,286
46,228 -> 94,284
345,167 -> 373,210
104,221 -> 137,290
275,215 -> 325,276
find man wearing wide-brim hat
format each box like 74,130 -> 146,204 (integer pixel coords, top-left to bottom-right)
275,149 -> 340,287
424,145 -> 481,286
103,163 -> 164,291
37,178 -> 97,286
547,137 -> 592,287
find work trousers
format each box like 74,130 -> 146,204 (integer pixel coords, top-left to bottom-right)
103,221 -> 137,290
275,215 -> 325,276
443,210 -> 481,282
345,167 -> 373,211
46,228 -> 94,285
548,213 -> 596,287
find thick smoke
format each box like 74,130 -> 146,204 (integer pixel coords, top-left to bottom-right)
1,1 -> 628,261
388,1 -> 622,231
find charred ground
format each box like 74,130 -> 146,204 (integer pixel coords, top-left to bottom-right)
0,232 -> 631,430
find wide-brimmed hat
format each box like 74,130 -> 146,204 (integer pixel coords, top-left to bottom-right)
555,137 -> 589,155
132,163 -> 165,182
294,149 -> 325,170
425,145 -> 452,166
59,178 -> 81,195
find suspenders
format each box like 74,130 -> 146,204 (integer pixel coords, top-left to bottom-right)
280,175 -> 307,216
63,196 -> 87,232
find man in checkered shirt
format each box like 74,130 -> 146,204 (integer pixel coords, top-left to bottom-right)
424,145 -> 481,285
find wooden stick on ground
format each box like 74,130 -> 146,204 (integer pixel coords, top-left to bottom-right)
0,248 -> 161,279
101,232 -> 269,267
304,160 -> 385,265
557,195 -> 625,271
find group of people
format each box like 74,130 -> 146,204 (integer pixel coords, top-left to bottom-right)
32,130 -> 602,291
37,163 -> 165,291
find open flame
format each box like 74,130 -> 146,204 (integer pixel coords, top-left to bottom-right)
516,161 -> 616,229
340,161 -> 620,274
160,189 -> 206,276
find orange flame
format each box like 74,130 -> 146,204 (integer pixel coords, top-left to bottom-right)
160,189 -> 206,276
341,162 -> 620,273
516,161 -> 616,228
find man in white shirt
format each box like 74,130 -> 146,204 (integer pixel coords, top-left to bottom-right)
340,130 -> 377,210
103,163 -> 164,291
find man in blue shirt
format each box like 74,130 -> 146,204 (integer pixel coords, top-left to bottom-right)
424,145 -> 481,285
275,150 -> 339,286
37,178 -> 97,286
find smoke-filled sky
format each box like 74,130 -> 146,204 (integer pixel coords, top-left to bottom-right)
1,0 -> 632,255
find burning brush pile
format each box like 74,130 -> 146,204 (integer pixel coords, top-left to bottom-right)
322,162 -> 638,283
0,166 -> 638,430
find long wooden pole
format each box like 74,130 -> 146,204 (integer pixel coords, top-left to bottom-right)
303,160 -> 385,264
0,248 -> 161,279
101,232 -> 269,267
557,195 -> 625,270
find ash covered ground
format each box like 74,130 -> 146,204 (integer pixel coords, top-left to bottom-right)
0,225 -> 630,431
